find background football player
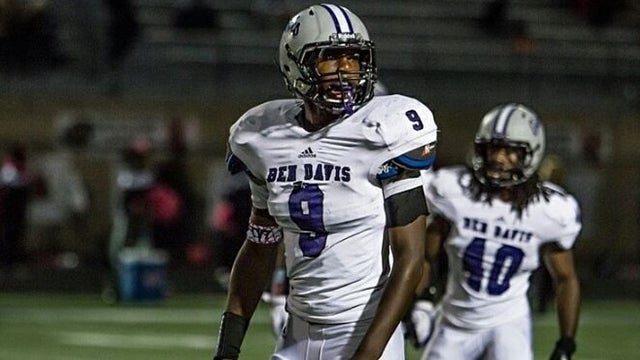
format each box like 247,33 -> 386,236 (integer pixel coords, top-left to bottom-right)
419,103 -> 581,360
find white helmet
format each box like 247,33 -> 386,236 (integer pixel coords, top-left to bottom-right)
472,103 -> 545,187
278,4 -> 377,114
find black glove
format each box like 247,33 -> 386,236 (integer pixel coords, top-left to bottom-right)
549,337 -> 576,360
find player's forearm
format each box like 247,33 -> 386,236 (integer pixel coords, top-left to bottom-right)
554,275 -> 580,338
214,239 -> 279,360
413,259 -> 431,298
225,241 -> 279,318
352,252 -> 423,359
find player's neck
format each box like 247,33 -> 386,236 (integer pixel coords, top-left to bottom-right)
301,102 -> 340,132
485,186 -> 514,202
498,189 -> 513,202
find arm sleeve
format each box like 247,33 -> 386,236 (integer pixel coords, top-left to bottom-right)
383,170 -> 428,227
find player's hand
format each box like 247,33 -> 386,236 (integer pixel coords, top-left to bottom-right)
269,295 -> 287,337
411,300 -> 436,346
407,300 -> 437,348
549,337 -> 576,360
262,292 -> 288,337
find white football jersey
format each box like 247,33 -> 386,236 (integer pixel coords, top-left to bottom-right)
424,166 -> 581,329
229,95 -> 438,324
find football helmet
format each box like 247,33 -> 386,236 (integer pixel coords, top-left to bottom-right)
472,103 -> 545,187
278,4 -> 377,114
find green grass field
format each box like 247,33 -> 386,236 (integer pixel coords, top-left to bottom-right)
0,293 -> 638,360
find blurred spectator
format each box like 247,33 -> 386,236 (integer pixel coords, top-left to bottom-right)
105,134 -> 189,302
108,136 -> 156,272
152,118 -> 195,265
0,0 -> 66,71
60,120 -> 94,150
0,144 -> 44,280
26,147 -> 91,269
581,128 -> 604,167
207,171 -> 251,289
104,136 -> 154,301
173,0 -> 219,30
146,179 -> 184,265
103,0 -> 140,94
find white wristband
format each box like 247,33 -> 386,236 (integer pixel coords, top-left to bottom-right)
246,223 -> 283,244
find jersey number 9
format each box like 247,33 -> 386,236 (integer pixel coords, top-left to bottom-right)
289,183 -> 327,257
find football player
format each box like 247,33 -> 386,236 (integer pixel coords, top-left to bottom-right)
212,4 -> 438,360
261,78 -> 394,340
420,103 -> 581,360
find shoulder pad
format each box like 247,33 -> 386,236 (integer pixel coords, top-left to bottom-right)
541,183 -> 582,227
363,95 -> 437,152
537,183 -> 582,248
229,99 -> 300,146
228,99 -> 300,177
423,166 -> 477,221
426,166 -> 469,198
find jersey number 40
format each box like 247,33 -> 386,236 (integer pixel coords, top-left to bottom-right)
463,237 -> 524,296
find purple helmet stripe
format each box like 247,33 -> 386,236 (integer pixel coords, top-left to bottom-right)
492,104 -> 517,138
320,4 -> 354,33
320,4 -> 343,33
335,5 -> 354,32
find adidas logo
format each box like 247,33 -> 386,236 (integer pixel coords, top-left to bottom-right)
298,147 -> 316,158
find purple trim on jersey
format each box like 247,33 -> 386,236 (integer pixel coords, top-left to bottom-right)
320,4 -> 353,33
226,152 -> 247,175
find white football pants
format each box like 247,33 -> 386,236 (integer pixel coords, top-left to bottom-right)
421,313 -> 532,360
271,312 -> 405,360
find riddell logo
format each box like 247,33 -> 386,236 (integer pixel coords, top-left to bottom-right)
298,147 -> 316,158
